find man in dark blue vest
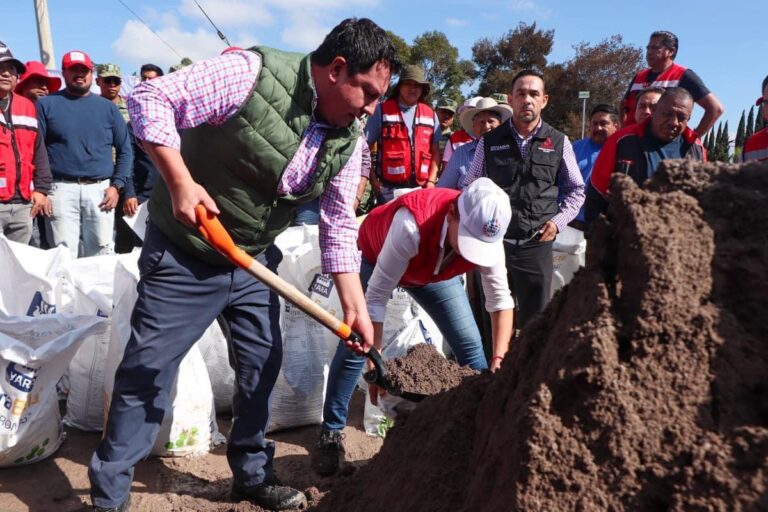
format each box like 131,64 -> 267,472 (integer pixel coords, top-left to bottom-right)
460,69 -> 585,330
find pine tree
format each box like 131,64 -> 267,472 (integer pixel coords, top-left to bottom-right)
712,123 -> 724,161
721,121 -> 730,162
735,110 -> 746,149
746,107 -> 755,139
756,105 -> 765,132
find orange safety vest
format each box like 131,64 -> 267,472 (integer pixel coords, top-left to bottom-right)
378,99 -> 435,186
0,93 -> 38,202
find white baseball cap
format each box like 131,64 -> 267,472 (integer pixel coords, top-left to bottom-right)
457,177 -> 511,267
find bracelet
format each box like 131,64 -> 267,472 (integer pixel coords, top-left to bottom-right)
491,355 -> 503,362
355,196 -> 364,203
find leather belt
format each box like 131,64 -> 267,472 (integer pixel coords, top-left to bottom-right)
55,176 -> 107,185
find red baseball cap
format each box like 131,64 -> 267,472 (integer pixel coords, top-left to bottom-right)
15,61 -> 62,93
61,50 -> 94,71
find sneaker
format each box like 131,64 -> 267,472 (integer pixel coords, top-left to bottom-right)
310,429 -> 345,476
232,481 -> 307,510
93,495 -> 131,512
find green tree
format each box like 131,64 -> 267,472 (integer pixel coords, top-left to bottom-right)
756,105 -> 764,132
410,31 -> 475,101
735,110 -> 746,149
386,30 -> 411,68
471,22 -> 554,96
746,106 -> 755,139
720,121 -> 730,162
546,35 -> 643,138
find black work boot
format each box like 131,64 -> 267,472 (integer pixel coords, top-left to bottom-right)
232,480 -> 307,510
93,495 -> 131,512
310,429 -> 345,476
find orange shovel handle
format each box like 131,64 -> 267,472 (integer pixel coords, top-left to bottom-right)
194,204 -> 361,344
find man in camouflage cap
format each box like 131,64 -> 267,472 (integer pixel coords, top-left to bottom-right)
96,63 -> 128,123
435,97 -> 457,159
490,92 -> 508,105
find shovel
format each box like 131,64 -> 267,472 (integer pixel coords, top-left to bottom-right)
194,205 -> 426,402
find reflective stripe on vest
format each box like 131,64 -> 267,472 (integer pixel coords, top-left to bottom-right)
624,63 -> 687,122
449,129 -> 473,150
0,94 -> 38,202
742,129 -> 768,162
379,99 -> 435,185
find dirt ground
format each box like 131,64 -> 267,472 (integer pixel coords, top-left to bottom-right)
318,160 -> 768,512
0,391 -> 382,512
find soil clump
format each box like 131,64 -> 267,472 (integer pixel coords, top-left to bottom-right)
385,343 -> 477,396
316,159 -> 768,512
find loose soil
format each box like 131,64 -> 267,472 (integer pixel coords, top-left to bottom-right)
0,392 -> 381,512
385,343 -> 477,396
317,159 -> 768,512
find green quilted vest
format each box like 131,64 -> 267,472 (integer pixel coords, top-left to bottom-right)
148,46 -> 360,265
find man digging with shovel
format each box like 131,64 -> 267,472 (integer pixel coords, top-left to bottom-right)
88,18 -> 396,512
311,177 -> 515,476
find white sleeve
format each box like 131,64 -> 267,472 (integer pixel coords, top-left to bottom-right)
478,255 -> 515,313
365,208 -> 420,322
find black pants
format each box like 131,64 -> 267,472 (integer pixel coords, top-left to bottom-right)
504,239 -> 553,328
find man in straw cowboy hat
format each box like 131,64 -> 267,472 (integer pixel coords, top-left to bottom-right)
438,96 -> 513,190
366,64 -> 442,202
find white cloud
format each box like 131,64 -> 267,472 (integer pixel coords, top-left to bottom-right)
280,14 -> 331,51
178,0 -> 274,28
112,18 -> 258,72
445,17 -> 468,27
112,0 -> 381,69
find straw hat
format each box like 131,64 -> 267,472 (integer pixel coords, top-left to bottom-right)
459,97 -> 513,135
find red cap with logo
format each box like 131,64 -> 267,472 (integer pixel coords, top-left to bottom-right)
61,50 -> 94,71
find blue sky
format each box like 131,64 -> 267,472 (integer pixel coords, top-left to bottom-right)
6,0 -> 766,135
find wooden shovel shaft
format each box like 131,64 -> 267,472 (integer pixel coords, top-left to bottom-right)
194,205 -> 358,342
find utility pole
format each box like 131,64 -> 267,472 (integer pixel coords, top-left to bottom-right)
578,91 -> 590,140
33,0 -> 56,69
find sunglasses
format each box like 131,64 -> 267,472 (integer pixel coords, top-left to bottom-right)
103,77 -> 121,86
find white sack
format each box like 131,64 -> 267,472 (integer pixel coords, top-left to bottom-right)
57,254 -> 125,431
551,226 -> 587,296
104,256 -> 224,456
0,236 -> 70,317
0,315 -> 105,467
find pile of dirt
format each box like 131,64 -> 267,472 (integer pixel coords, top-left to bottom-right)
316,160 -> 768,512
385,343 -> 477,395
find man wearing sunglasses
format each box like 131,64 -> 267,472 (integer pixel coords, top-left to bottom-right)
97,63 -> 129,124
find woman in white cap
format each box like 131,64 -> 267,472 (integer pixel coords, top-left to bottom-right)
312,177 -> 514,476
438,97 -> 513,190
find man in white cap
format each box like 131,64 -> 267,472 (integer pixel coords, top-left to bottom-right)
311,177 -> 514,476
438,97 -> 512,190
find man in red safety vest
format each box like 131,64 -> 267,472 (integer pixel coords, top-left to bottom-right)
621,30 -> 722,138
366,64 -> 442,202
742,75 -> 768,163
0,42 -> 51,243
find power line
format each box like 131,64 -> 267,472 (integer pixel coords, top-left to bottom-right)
114,0 -> 184,60
193,0 -> 231,47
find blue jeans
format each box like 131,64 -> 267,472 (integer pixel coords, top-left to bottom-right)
321,262 -> 486,432
89,223 -> 283,508
47,179 -> 115,258
292,198 -> 320,226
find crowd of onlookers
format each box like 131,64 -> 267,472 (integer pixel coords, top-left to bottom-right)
3,22 -> 767,512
